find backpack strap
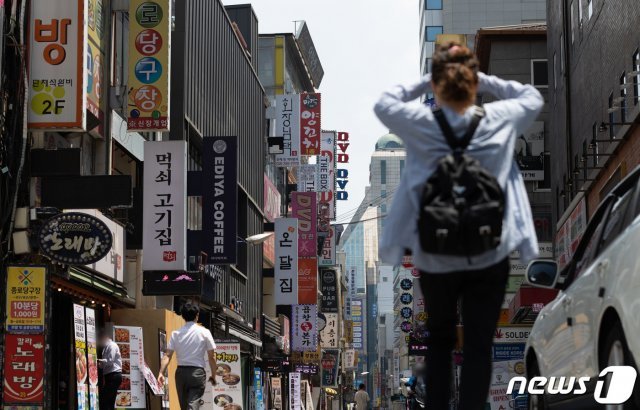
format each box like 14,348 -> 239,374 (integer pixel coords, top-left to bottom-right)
433,105 -> 485,151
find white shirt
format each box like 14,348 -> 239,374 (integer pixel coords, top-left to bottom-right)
168,322 -> 216,369
355,390 -> 370,408
100,338 -> 122,375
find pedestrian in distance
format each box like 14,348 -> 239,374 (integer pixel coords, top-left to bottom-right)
97,329 -> 122,410
355,383 -> 370,409
158,302 -> 218,410
374,42 -> 543,409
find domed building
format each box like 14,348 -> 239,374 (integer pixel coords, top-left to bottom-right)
374,133 -> 404,151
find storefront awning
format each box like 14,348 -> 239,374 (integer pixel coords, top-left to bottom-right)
50,268 -> 134,308
228,327 -> 263,348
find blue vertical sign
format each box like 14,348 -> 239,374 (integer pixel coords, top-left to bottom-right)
254,369 -> 264,410
203,136 -> 238,264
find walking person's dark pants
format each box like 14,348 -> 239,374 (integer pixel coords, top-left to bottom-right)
100,371 -> 122,410
420,258 -> 509,410
175,366 -> 207,410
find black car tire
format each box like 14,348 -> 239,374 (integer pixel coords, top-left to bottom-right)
528,357 -> 548,410
600,323 -> 640,410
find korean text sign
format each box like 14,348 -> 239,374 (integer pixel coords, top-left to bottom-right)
6,266 -> 46,333
128,0 -> 171,131
275,95 -> 300,167
320,313 -> 339,348
292,304 -> 318,352
143,141 -> 187,271
203,136 -> 238,264
289,372 -> 301,410
204,341 -> 244,409
321,350 -> 340,388
2,334 -> 45,405
113,326 -> 146,408
274,218 -> 298,305
300,93 -> 321,155
291,192 -> 317,257
297,257 -> 318,305
28,0 -> 87,130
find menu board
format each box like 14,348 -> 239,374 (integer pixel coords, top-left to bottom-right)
85,308 -> 99,410
113,326 -> 146,408
74,304 -> 88,410
204,341 -> 243,410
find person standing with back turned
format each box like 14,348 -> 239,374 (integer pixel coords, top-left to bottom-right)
374,42 -> 543,409
158,302 -> 218,410
355,383 -> 370,409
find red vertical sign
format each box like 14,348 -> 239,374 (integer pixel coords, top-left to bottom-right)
300,93 -> 321,156
3,334 -> 45,405
298,257 -> 318,305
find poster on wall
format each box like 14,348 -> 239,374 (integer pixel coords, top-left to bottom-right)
28,0 -> 87,131
85,308 -> 99,410
289,372 -> 301,410
292,304 -> 318,352
74,304 -> 89,410
515,121 -> 544,181
271,377 -> 283,410
113,326 -> 146,408
274,218 -> 298,305
204,341 -> 243,410
127,0 -> 171,131
6,265 -> 46,333
2,334 -> 45,406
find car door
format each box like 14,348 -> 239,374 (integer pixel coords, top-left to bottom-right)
568,188 -> 636,378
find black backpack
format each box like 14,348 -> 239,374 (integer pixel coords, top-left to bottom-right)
418,106 -> 505,257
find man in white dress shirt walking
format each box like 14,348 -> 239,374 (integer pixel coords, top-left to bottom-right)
158,303 -> 217,410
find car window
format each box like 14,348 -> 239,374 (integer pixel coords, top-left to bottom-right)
574,214 -> 608,279
600,190 -> 634,250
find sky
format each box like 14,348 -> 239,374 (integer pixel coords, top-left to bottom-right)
223,0 -> 420,223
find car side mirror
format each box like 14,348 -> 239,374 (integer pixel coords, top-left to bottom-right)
526,260 -> 559,289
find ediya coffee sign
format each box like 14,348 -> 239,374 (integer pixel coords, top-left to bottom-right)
38,212 -> 113,265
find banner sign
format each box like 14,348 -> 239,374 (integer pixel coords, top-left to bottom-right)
292,304 -> 318,352
344,349 -> 356,369
264,174 -> 281,222
300,93 -> 321,155
320,269 -> 338,312
294,364 -> 319,375
204,342 -> 243,410
275,95 -> 300,167
297,257 -> 318,305
556,199 -> 587,270
292,192 -> 317,257
320,313 -> 339,348
303,345 -> 321,363
289,372 -> 301,410
127,0 -> 171,131
254,369 -> 265,410
143,141 -> 187,271
336,132 -> 350,201
516,121 -> 544,181
275,218 -> 298,304
319,226 -> 336,267
28,0 -> 87,130
74,304 -> 89,410
271,377 -> 283,410
6,266 -> 46,333
113,326 -> 146,408
2,334 -> 45,405
85,308 -> 99,410
321,350 -> 340,388
318,131 -> 336,219
203,136 -> 238,264
489,359 -> 527,410
351,298 -> 364,349
87,0 -> 107,136
344,320 -> 353,344
297,164 -> 317,192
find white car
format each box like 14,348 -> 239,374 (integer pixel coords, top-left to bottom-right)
524,167 -> 640,410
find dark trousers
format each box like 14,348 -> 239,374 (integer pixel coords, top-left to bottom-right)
420,258 -> 509,410
175,366 -> 206,410
100,372 -> 122,410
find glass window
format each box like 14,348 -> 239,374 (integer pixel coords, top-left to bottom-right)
426,0 -> 443,9
578,0 -> 583,23
381,190 -> 387,198
620,73 -> 627,123
400,160 -> 405,176
380,204 -> 387,214
426,26 -> 443,42
532,59 -> 549,88
588,0 -> 593,19
600,190 -> 634,250
633,50 -> 640,106
574,203 -> 610,278
380,160 -> 387,184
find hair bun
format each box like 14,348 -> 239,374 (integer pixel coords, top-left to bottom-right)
432,42 -> 479,105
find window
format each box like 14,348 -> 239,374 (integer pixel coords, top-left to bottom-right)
425,26 -> 443,42
426,0 -> 443,10
553,53 -> 557,89
578,0 -> 583,23
570,1 -> 575,43
574,205 -> 608,278
620,73 -> 627,123
400,160 -> 405,176
380,204 -> 387,214
592,122 -> 600,165
600,190 -> 634,250
633,50 -> 640,106
425,58 -> 432,73
380,160 -> 387,184
381,190 -> 387,198
588,0 -> 593,19
383,276 -> 389,282
560,34 -> 565,74
531,59 -> 549,88
608,92 -> 615,139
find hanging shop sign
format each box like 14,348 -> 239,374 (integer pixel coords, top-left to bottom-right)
294,364 -> 319,375
143,141 -> 187,271
264,174 -> 281,222
318,131 -> 336,220
292,192 -> 317,257
303,345 -> 322,363
204,341 -> 243,410
321,350 -> 340,388
515,121 -> 544,181
85,308 -> 99,410
274,218 -> 298,305
297,257 -> 318,305
279,315 -> 291,355
142,270 -> 202,295
254,369 -> 265,410
74,304 -> 89,410
336,132 -> 350,201
400,307 -> 413,319
292,304 -> 318,352
556,198 -> 587,270
28,0 -> 87,130
320,269 -> 338,313
351,298 -> 364,350
113,326 -> 146,408
401,321 -> 413,333
289,372 -> 302,410
344,320 -> 353,344
2,334 -> 45,406
320,313 -> 339,348
400,293 -> 413,305
343,349 -> 356,370
300,93 -> 321,155
271,377 -> 283,410
203,136 -> 238,264
6,266 -> 46,333
127,0 -> 171,131
275,95 -> 301,167
297,164 -> 317,192
319,226 -> 336,267
400,279 -> 413,291
295,22 -> 324,87
86,0 -> 107,136
38,212 -> 113,265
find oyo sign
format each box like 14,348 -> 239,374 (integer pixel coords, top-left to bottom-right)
336,132 -> 349,201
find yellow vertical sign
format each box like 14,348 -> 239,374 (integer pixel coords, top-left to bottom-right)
128,0 -> 171,131
6,266 -> 47,332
